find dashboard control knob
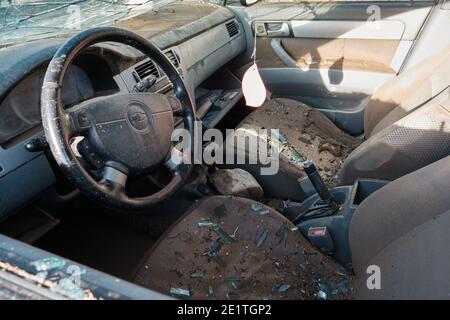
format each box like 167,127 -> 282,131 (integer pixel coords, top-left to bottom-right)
25,136 -> 49,152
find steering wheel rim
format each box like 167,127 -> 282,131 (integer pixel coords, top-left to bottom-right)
41,27 -> 195,211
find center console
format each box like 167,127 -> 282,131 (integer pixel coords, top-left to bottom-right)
281,166 -> 388,268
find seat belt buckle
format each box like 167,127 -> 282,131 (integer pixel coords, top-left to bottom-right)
307,226 -> 334,254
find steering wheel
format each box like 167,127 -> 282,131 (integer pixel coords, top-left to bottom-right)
41,27 -> 195,211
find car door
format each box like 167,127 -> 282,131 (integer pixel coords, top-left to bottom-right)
238,0 -> 436,134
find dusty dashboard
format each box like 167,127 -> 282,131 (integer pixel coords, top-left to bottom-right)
116,18 -> 246,127
0,7 -> 246,219
0,65 -> 97,148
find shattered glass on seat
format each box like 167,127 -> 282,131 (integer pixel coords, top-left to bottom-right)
134,196 -> 354,300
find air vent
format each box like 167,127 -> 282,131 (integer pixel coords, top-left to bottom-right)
226,20 -> 239,38
165,50 -> 180,68
135,59 -> 159,80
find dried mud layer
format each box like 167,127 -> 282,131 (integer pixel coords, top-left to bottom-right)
237,98 -> 362,186
134,196 -> 354,300
114,2 -> 218,39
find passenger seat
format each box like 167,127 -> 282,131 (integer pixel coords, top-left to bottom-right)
227,44 -> 450,201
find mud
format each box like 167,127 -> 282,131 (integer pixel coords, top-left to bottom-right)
209,168 -> 264,199
114,2 -> 218,39
134,196 -> 354,300
238,98 -> 362,186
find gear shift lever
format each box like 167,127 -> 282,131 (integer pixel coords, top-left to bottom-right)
303,160 -> 335,204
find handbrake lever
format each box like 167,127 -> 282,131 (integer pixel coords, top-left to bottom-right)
302,160 -> 335,205
286,160 -> 340,223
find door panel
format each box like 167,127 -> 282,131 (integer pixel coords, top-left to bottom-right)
262,38 -> 400,73
290,20 -> 405,40
245,1 -> 435,134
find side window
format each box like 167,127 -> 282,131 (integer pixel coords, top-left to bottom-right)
221,0 -> 437,11
205,0 -> 228,5
226,0 -> 243,5
255,0 -> 436,2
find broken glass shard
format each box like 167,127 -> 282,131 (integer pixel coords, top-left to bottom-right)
212,227 -> 234,245
256,229 -> 269,248
278,284 -> 291,293
31,257 -> 66,272
250,203 -> 269,215
190,271 -> 204,278
170,287 -> 192,298
210,240 -> 222,255
271,129 -> 288,143
197,221 -> 218,229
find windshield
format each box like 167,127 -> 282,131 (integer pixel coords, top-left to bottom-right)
0,0 -> 190,47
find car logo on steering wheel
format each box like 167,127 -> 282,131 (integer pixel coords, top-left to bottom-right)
127,103 -> 151,132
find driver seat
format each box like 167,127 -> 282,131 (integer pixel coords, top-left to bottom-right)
135,196 -> 354,300
228,45 -> 450,200
134,155 -> 450,299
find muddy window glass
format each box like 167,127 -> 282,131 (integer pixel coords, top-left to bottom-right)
0,0 -> 220,47
255,0 -> 436,2
0,0 -> 222,146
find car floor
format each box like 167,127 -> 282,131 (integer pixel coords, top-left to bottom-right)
11,188 -> 198,283
33,201 -> 158,282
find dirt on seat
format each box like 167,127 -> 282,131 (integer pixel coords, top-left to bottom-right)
237,98 -> 362,186
134,196 -> 354,300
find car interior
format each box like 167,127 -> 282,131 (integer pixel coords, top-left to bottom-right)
0,0 -> 449,300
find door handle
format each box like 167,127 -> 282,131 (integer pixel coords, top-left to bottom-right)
270,39 -> 299,68
266,22 -> 290,37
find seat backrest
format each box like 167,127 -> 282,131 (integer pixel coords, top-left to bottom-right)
340,87 -> 450,184
364,44 -> 450,138
350,155 -> 450,299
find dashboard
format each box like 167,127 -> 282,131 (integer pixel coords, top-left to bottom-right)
0,4 -> 248,219
0,65 -> 96,147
